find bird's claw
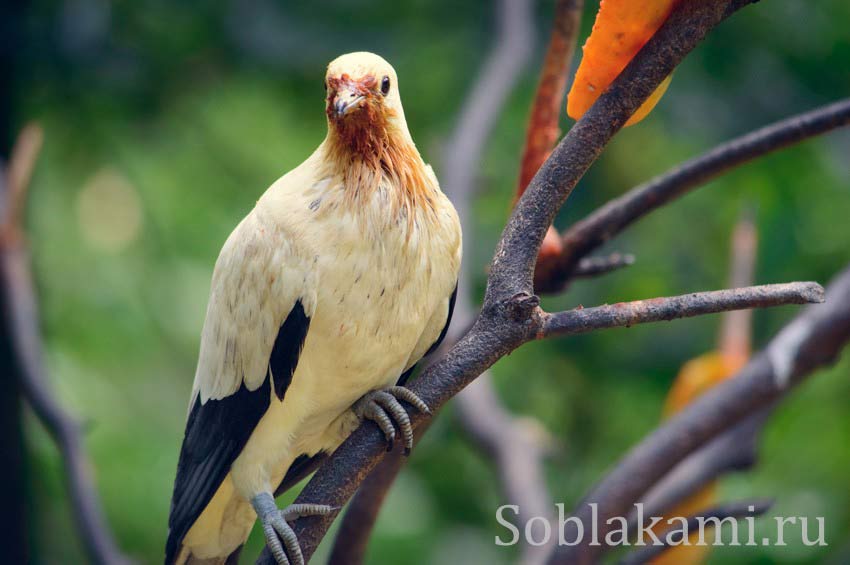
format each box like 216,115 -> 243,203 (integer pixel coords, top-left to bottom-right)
353,386 -> 430,455
252,494 -> 334,565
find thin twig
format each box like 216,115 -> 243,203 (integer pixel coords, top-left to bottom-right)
517,0 -> 583,198
519,0 -> 584,267
552,266 -> 850,564
619,499 -> 774,565
720,210 -> 757,361
5,123 -> 42,235
571,253 -> 635,279
537,98 -> 850,292
0,130 -> 129,565
541,282 -> 824,337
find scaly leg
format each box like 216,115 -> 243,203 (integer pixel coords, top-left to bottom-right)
353,386 -> 430,455
251,492 -> 334,565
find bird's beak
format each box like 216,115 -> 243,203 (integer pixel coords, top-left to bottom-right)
333,88 -> 366,118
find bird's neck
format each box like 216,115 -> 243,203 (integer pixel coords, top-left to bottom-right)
321,124 -> 436,217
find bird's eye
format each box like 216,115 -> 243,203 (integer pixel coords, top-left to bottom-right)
381,76 -> 390,96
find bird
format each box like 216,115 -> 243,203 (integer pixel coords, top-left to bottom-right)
165,51 -> 462,565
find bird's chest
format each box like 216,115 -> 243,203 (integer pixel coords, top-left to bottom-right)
305,210 -> 439,395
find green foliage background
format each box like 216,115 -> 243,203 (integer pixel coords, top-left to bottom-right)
12,1 -> 850,563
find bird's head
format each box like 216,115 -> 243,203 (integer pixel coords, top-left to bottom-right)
324,52 -> 409,155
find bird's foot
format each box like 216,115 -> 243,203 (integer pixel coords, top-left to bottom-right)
353,386 -> 430,455
251,492 -> 334,565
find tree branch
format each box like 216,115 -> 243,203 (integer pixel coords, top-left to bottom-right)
541,282 -> 824,337
635,408 -> 769,522
537,98 -> 850,292
0,128 -> 129,565
551,265 -> 850,564
517,0 -> 583,199
633,214 -> 762,523
571,253 -> 635,279
490,0 -> 755,301
619,499 -> 774,565
455,371 -> 556,565
327,447 -> 407,565
256,2 -> 770,562
719,210 -> 757,361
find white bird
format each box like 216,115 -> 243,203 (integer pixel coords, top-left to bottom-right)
165,52 -> 462,565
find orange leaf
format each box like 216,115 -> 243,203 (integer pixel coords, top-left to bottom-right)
567,0 -> 680,126
662,351 -> 747,418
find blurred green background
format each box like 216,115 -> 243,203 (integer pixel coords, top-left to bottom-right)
7,0 -> 850,563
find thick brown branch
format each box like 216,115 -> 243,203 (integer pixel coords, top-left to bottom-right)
327,448 -> 407,565
490,0 -> 754,302
551,266 -> 850,564
537,98 -> 850,292
619,499 -> 773,565
541,282 -> 824,337
258,2 -> 763,562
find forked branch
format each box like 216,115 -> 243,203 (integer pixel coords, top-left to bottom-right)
256,2 -> 800,562
537,98 -> 850,292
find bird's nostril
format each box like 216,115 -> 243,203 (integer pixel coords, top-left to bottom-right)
349,93 -> 356,98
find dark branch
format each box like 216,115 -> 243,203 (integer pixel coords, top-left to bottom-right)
256,2 -> 775,562
636,409 -> 769,522
619,499 -> 774,565
634,215 -> 762,522
552,266 -> 850,564
0,129 -> 128,565
327,448 -> 407,565
537,98 -> 850,292
489,0 -> 755,301
541,282 -> 824,337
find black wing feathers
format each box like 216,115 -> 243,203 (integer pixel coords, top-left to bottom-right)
425,285 -> 457,358
270,301 -> 310,400
165,378 -> 271,564
165,300 -> 310,564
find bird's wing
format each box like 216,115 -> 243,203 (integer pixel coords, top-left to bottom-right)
166,211 -> 317,563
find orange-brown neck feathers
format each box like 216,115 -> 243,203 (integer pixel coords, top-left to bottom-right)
325,75 -> 434,217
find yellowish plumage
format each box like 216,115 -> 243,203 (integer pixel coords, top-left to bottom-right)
171,52 -> 461,563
